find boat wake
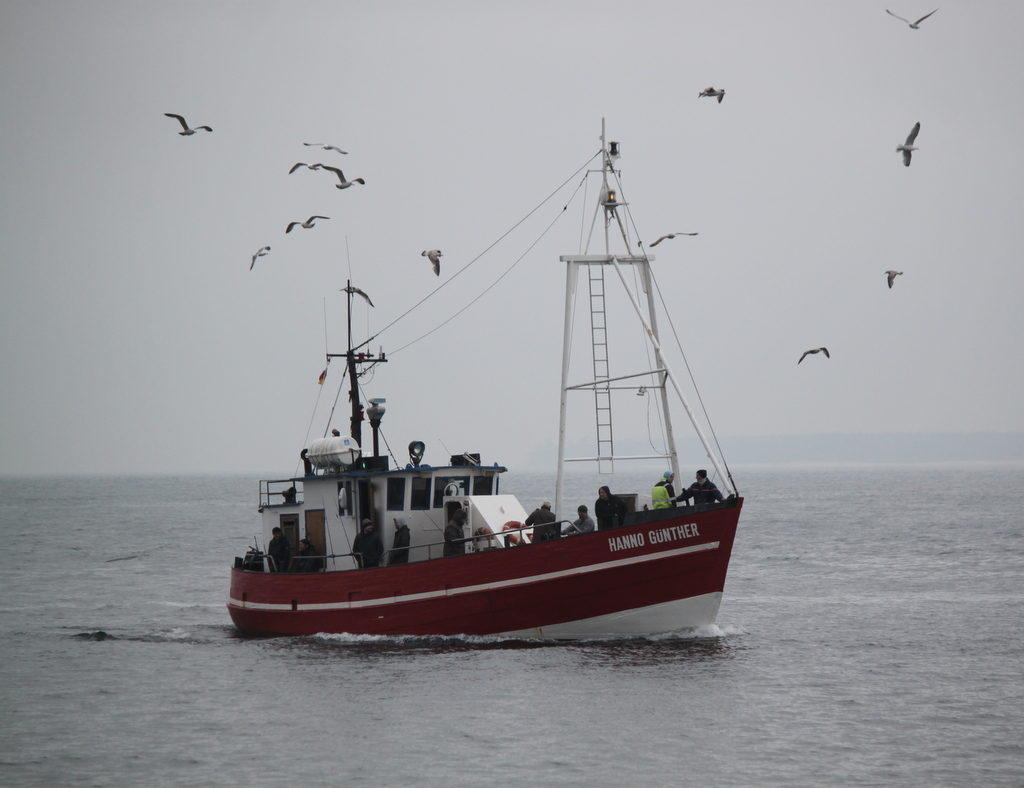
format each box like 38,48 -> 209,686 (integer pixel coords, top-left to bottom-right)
308,624 -> 743,647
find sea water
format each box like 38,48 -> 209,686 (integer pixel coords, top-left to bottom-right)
0,465 -> 1022,787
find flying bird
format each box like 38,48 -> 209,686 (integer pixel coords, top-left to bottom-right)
303,143 -> 348,154
288,162 -> 323,174
886,8 -> 938,28
422,249 -> 442,276
164,113 -> 212,135
320,165 -> 365,189
897,122 -> 921,167
798,347 -> 830,364
342,285 -> 374,307
698,87 -> 725,103
285,216 -> 329,233
649,232 -> 699,247
250,246 -> 270,270
886,270 -> 904,288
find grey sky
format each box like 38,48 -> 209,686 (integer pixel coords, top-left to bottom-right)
2,1 -> 1022,476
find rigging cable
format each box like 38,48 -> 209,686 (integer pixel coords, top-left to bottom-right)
291,159 -> 599,472
377,427 -> 400,469
350,151 -> 602,355
607,165 -> 736,491
390,175 -> 589,355
648,270 -> 735,490
323,362 -> 350,437
294,356 -> 339,478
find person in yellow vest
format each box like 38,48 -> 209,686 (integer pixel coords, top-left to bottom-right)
652,470 -> 681,509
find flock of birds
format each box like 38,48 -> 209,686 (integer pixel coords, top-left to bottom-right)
163,114 -> 444,280
695,8 -> 935,365
166,7 -> 939,357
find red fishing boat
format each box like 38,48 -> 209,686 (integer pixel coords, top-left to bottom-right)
228,124 -> 743,638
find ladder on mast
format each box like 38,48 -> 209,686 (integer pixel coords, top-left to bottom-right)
553,120 -> 737,520
588,266 -> 614,474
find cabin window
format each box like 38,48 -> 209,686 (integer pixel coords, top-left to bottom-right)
410,477 -> 431,510
472,476 -> 493,495
386,477 -> 406,510
433,476 -> 470,507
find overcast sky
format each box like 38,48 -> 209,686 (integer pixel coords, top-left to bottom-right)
2,1 -> 1022,477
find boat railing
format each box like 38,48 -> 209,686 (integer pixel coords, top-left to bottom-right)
234,519 -> 593,573
259,479 -> 303,508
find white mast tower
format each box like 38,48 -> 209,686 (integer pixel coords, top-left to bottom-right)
553,121 -> 736,519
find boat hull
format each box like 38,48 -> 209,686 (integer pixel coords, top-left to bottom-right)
227,498 -> 741,638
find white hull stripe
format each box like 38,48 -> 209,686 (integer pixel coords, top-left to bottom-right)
229,540 -> 720,612
498,592 -> 724,639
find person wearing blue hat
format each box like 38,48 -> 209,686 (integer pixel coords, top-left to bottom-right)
651,470 -> 680,509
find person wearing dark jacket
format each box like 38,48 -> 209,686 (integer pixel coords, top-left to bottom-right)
524,501 -> 556,527
594,486 -> 627,530
444,508 -> 468,557
352,519 -> 384,568
678,469 -> 724,504
295,538 -> 323,572
267,527 -> 291,572
388,517 -> 411,565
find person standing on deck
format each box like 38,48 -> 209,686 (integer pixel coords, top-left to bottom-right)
295,538 -> 322,572
352,519 -> 384,568
444,508 -> 468,557
677,469 -> 725,504
388,517 -> 411,565
524,501 -> 556,527
652,471 -> 683,509
267,526 -> 291,572
594,486 -> 627,530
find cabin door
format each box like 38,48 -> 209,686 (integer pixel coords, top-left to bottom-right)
305,510 -> 326,557
278,514 -> 299,571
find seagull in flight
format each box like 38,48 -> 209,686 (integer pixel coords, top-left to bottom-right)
250,246 -> 270,270
886,270 -> 904,288
649,232 -> 699,247
286,216 -> 329,233
886,8 -> 938,28
698,87 -> 725,103
164,113 -> 212,135
288,162 -> 323,174
303,143 -> 348,154
798,347 -> 830,364
422,249 -> 442,276
897,122 -> 921,167
320,165 -> 365,189
342,285 -> 374,307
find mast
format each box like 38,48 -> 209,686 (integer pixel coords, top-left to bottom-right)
554,122 -> 735,519
346,290 -> 363,447
328,280 -> 387,448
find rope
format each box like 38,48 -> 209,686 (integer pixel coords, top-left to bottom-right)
608,166 -> 735,491
390,178 -> 588,355
294,363 -> 335,478
351,151 -> 602,355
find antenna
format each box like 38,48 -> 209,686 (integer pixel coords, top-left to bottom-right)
323,298 -> 329,355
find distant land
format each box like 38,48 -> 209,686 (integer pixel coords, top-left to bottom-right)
720,432 -> 1024,464
528,433 -> 1024,469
